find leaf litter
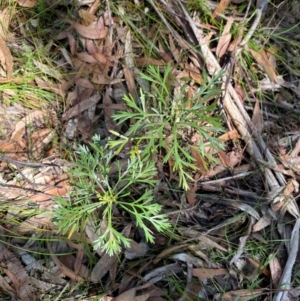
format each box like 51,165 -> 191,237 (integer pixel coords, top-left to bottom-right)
0,0 -> 299,300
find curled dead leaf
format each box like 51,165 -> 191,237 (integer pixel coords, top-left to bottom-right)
65,18 -> 108,39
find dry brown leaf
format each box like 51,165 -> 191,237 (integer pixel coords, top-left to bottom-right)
219,130 -> 240,141
212,0 -> 231,18
77,52 -> 98,63
169,34 -> 180,61
0,273 -> 15,294
46,241 -> 83,282
234,82 -> 245,101
103,87 -> 117,131
249,48 -> 277,83
98,297 -> 113,301
176,70 -> 190,81
177,227 -> 227,251
269,255 -> 282,286
10,110 -> 45,141
124,240 -> 148,260
200,164 -> 226,179
124,66 -> 138,103
18,214 -> 53,233
86,39 -> 112,66
0,7 -> 14,41
216,16 -> 233,58
60,254 -> 89,278
91,253 -> 118,282
16,0 -> 37,7
118,273 -> 133,295
153,244 -> 190,265
228,33 -> 243,51
148,297 -> 167,301
290,137 -> 300,157
253,215 -> 271,232
192,268 -> 227,278
86,221 -> 104,257
218,149 -> 243,168
252,98 -> 262,133
88,0 -> 101,15
78,9 -> 97,24
91,72 -> 124,85
229,202 -> 260,220
0,243 -> 33,301
66,80 -> 92,107
134,294 -> 150,301
72,247 -> 89,276
283,180 -> 297,197
186,182 -> 197,206
98,103 -> 127,110
135,57 -> 166,67
67,32 -> 76,56
185,63 -> 203,84
246,257 -> 270,277
177,283 -> 202,301
280,153 -> 300,174
34,60 -> 64,81
114,283 -> 153,301
221,288 -> 265,301
35,77 -> 66,97
113,287 -> 137,301
0,140 -> 21,153
65,18 -> 108,39
62,93 -> 100,120
0,35 -> 13,78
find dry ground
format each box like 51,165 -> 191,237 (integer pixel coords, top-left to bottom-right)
0,0 -> 300,300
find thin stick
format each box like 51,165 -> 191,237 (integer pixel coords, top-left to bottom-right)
239,0 -> 269,47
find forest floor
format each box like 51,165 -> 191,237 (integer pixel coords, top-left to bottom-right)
0,0 -> 300,300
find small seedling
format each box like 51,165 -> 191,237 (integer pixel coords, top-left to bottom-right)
53,135 -> 170,256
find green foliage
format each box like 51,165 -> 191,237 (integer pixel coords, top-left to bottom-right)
110,64 -> 225,190
53,135 -> 170,256
54,64 -> 224,256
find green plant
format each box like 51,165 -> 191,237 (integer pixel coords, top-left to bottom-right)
53,135 -> 170,256
110,64 -> 225,190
